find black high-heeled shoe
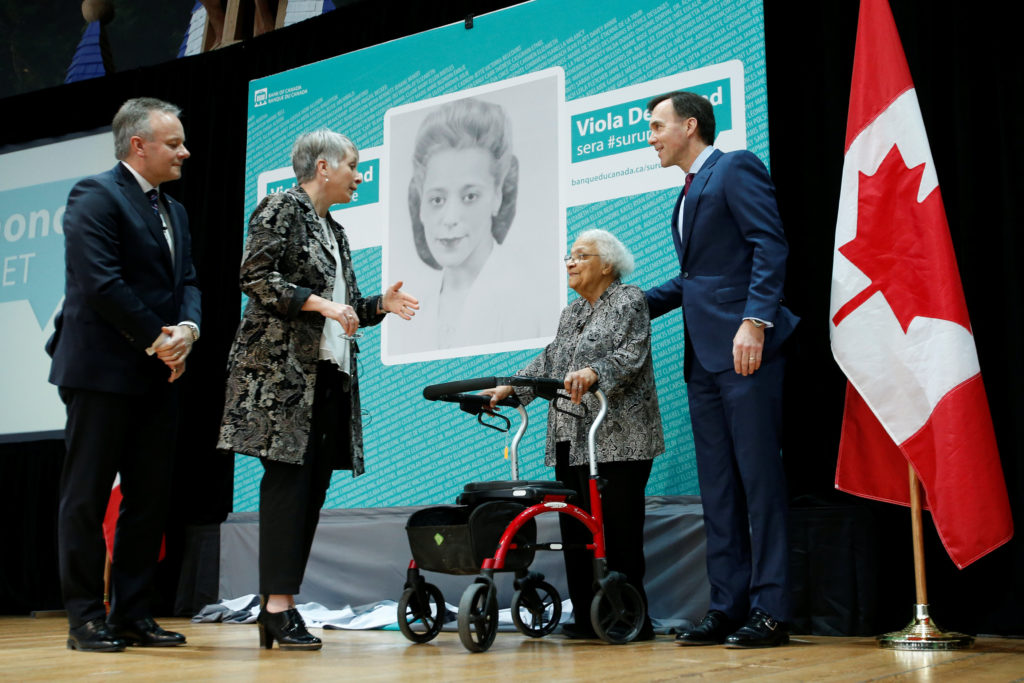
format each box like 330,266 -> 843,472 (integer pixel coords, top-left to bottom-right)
257,600 -> 322,650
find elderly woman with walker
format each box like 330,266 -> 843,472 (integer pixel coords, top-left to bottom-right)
485,228 -> 663,641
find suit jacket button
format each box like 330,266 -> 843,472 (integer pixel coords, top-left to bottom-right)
682,271 -> 689,278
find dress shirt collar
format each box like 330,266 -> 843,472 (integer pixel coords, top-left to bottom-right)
598,278 -> 621,303
579,279 -> 621,310
687,145 -> 715,176
120,160 -> 158,194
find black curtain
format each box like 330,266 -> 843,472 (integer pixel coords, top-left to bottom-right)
1,0 -> 1019,634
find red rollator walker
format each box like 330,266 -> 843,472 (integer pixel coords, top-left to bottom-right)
397,375 -> 647,652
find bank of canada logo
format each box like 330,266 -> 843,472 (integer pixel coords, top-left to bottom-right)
254,88 -> 268,107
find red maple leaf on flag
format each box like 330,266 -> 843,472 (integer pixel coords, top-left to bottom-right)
833,144 -> 971,332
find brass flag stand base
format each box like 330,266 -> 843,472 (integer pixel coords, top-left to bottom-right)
878,603 -> 974,650
878,465 -> 975,651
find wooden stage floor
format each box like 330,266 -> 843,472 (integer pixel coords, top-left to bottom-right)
1,617 -> 1021,681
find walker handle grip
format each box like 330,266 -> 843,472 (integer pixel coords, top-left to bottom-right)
423,377 -> 504,399
422,375 -> 590,401
438,393 -> 521,412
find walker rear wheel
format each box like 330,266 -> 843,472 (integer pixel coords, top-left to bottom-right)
397,582 -> 445,643
590,582 -> 645,644
511,580 -> 561,637
457,581 -> 498,652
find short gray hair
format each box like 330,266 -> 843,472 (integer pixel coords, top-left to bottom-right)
291,129 -> 358,184
575,229 -> 635,278
112,97 -> 181,160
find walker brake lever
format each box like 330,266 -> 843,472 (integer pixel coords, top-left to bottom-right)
551,392 -> 590,418
477,411 -> 511,433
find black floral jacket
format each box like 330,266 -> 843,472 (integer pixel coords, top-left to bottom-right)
217,187 -> 384,473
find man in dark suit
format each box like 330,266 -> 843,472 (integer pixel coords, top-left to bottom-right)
47,97 -> 201,651
644,91 -> 797,648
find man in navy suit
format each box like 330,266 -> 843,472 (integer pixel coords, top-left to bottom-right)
645,91 -> 797,648
47,98 -> 201,651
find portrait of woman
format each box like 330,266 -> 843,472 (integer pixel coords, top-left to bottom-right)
406,97 -> 523,349
382,71 -> 565,363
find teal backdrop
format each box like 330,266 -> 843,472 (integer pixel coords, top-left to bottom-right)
235,0 -> 770,511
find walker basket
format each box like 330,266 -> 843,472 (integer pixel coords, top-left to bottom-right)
405,501 -> 536,575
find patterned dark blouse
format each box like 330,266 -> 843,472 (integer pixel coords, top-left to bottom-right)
514,280 -> 664,467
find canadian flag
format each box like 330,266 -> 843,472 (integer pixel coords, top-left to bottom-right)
103,475 -> 166,561
830,0 -> 1012,568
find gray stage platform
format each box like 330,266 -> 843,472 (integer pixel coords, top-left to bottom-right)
219,495 -> 710,624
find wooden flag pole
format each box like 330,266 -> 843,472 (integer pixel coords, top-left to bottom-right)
909,464 -> 928,606
877,464 -> 973,650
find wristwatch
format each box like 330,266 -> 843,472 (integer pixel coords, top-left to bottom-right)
179,321 -> 200,342
749,319 -> 765,329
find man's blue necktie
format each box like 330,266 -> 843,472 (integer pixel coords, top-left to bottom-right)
146,189 -> 160,215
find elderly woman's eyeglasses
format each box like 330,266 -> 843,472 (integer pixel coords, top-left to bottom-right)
563,252 -> 594,264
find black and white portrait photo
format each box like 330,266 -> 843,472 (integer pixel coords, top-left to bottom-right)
381,69 -> 566,364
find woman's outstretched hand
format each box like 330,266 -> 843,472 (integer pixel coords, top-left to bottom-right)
381,281 -> 420,320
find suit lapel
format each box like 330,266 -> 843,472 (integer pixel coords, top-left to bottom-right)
114,165 -> 174,274
166,196 -> 184,280
679,149 -> 722,263
669,188 -> 685,261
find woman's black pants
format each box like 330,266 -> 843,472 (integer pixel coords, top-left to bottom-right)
554,442 -> 652,627
258,361 -> 351,595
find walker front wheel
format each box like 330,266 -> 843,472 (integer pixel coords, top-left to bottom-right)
397,582 -> 445,643
590,582 -> 645,644
511,580 -> 561,637
457,581 -> 498,652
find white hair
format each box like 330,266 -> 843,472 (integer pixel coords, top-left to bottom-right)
575,229 -> 635,278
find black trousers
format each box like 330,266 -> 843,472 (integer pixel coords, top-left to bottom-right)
554,442 -> 652,626
259,361 -> 351,595
58,385 -> 177,628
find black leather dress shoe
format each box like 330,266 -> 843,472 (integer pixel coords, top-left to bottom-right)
675,610 -> 737,645
67,618 -> 126,652
109,617 -> 186,647
724,609 -> 790,648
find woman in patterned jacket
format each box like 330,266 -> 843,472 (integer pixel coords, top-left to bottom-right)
484,228 -> 663,641
218,130 -> 418,650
